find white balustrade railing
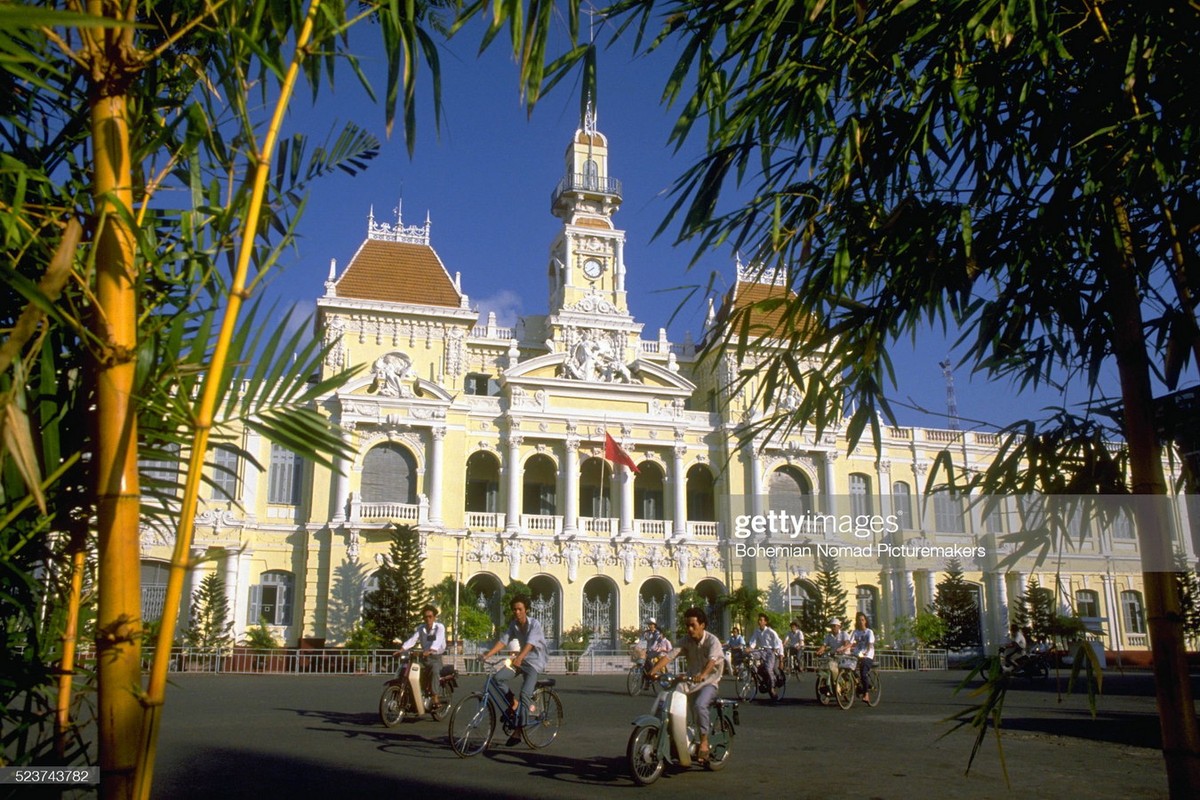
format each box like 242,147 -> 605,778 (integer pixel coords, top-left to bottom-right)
465,512 -> 502,530
580,516 -> 616,535
522,514 -> 561,534
687,521 -> 719,539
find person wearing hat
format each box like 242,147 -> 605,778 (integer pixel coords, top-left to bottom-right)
638,618 -> 672,681
815,617 -> 852,679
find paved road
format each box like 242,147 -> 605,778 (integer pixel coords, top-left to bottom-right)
151,668 -> 1175,799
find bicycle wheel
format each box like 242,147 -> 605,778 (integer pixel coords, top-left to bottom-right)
448,693 -> 494,757
379,685 -> 407,727
522,688 -> 563,749
835,670 -> 856,710
815,675 -> 833,705
431,680 -> 453,722
866,670 -> 882,707
735,665 -> 756,702
627,665 -> 644,697
627,724 -> 664,786
706,713 -> 734,771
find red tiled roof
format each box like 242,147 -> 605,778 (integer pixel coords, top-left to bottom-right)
717,280 -> 820,341
336,239 -> 462,307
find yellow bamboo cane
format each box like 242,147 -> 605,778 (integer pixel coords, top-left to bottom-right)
134,3 -> 326,798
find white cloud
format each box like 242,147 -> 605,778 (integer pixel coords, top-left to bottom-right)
472,290 -> 523,329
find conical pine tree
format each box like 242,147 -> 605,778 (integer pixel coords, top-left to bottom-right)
363,525 -> 429,643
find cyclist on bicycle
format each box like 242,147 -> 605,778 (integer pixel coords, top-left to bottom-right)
815,618 -> 851,679
639,618 -> 672,679
784,619 -> 805,671
748,612 -> 784,700
850,612 -> 876,703
480,595 -> 547,745
398,604 -> 447,710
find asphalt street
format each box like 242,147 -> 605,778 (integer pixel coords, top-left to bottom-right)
146,668 -> 1177,799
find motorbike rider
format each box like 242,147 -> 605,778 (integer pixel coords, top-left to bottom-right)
784,620 -> 805,672
1001,623 -> 1027,672
747,612 -> 784,700
481,595 -> 548,745
639,618 -> 672,679
648,607 -> 724,765
815,618 -> 852,679
399,604 -> 447,709
850,612 -> 876,703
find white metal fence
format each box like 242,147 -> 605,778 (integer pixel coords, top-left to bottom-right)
104,646 -> 947,676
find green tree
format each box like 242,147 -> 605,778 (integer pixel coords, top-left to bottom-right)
1175,549 -> 1200,650
1021,578 -> 1057,640
597,1 -> 1200,790
813,550 -> 848,629
930,559 -> 981,650
430,576 -> 494,644
363,525 -> 429,644
719,585 -> 765,633
181,573 -> 233,651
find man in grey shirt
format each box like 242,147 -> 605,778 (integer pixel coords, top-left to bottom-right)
482,595 -> 547,743
650,607 -> 724,763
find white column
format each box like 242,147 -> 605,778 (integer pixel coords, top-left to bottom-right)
1102,574 -> 1122,651
182,547 -> 207,634
921,570 -> 937,609
242,430 -> 261,522
223,549 -> 240,634
506,434 -> 523,532
429,426 -> 445,525
331,425 -> 354,522
824,452 -> 837,514
672,444 -> 687,537
894,569 -> 915,619
748,446 -> 764,518
619,464 -> 634,536
563,438 -> 579,535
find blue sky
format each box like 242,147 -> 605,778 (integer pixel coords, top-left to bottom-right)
263,22 -> 1111,432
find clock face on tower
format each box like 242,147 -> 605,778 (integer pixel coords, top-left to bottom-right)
582,258 -> 604,280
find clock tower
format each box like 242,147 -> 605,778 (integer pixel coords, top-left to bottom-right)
545,101 -> 641,355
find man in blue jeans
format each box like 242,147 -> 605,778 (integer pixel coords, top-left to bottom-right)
481,595 -> 548,745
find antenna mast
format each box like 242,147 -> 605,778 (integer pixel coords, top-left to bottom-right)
939,358 -> 960,431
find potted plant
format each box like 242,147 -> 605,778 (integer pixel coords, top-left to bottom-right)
559,624 -> 592,674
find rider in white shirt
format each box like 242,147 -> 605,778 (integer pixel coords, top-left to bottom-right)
748,613 -> 784,699
639,618 -> 672,677
850,612 -> 876,702
815,618 -> 852,678
400,605 -> 447,708
784,620 -> 806,671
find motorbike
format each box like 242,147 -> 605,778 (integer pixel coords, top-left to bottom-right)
1003,649 -> 1050,680
379,651 -> 458,726
627,673 -> 738,786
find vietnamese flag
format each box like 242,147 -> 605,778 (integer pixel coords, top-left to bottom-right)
604,432 -> 640,474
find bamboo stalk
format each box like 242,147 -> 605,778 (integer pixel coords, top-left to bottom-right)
134,4 -> 326,798
54,533 -> 87,760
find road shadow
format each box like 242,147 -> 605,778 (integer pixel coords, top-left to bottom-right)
999,709 -> 1162,749
485,748 -> 632,787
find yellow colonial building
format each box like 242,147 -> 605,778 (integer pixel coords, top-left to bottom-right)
139,113 -> 1194,657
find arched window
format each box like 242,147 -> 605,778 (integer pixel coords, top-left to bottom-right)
1075,589 -> 1100,619
891,481 -> 912,529
768,466 -> 812,518
856,585 -> 879,623
686,464 -> 716,522
849,473 -> 872,518
465,451 -> 500,513
582,158 -> 599,190
522,454 -> 557,516
1121,590 -> 1146,634
579,457 -> 611,518
249,570 -> 294,626
634,462 -> 666,521
361,443 -> 417,504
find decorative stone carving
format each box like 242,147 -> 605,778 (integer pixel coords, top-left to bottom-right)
503,539 -> 523,581
618,543 -> 638,584
324,316 -> 345,369
698,547 -> 722,572
563,541 -> 583,582
644,546 -> 671,571
370,352 -> 415,397
675,546 -> 692,585
529,541 -> 560,568
347,529 -> 360,562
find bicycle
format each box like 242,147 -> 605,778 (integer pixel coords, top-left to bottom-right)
734,648 -> 786,703
447,657 -> 563,757
814,654 -> 880,709
627,653 -> 670,696
784,646 -> 807,678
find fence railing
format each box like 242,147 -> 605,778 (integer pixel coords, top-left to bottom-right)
80,646 -> 948,676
